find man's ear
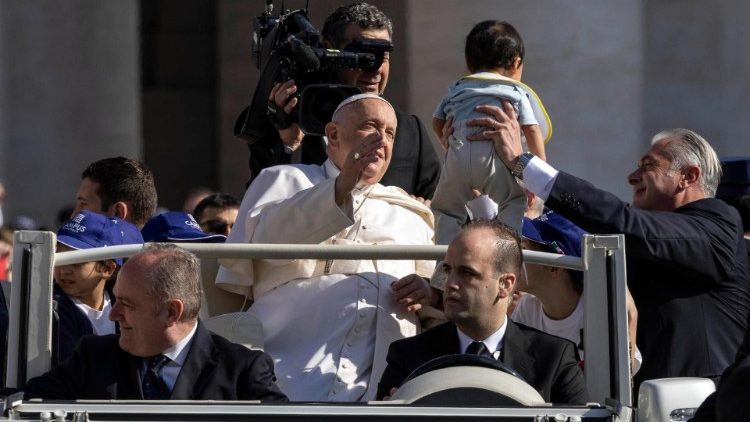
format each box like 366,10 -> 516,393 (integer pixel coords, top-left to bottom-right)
165,299 -> 184,326
497,273 -> 517,299
325,121 -> 339,150
680,164 -> 701,189
108,201 -> 129,221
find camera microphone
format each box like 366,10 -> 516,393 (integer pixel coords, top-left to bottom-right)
289,36 -> 321,71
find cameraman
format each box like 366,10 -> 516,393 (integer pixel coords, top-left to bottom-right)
259,2 -> 440,201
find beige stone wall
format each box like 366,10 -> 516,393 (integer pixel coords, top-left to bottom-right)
2,1 -> 750,226
0,0 -> 139,227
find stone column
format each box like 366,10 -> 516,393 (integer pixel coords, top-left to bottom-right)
0,0 -> 139,227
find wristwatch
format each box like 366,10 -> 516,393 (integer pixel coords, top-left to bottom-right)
511,152 -> 535,180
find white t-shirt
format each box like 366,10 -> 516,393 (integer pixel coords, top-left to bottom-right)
511,293 -> 643,374
73,292 -> 116,335
511,293 -> 584,359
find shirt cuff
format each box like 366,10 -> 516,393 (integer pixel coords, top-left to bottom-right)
522,156 -> 559,201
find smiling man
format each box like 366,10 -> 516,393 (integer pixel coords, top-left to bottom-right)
22,243 -> 287,401
253,2 -> 440,201
218,94 -> 439,401
480,103 -> 750,392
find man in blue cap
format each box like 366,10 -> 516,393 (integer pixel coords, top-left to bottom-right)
141,211 -> 226,243
53,210 -> 143,365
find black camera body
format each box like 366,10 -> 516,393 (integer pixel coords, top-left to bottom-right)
235,5 -> 393,140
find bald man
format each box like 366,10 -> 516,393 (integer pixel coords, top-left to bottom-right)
20,244 -> 287,401
218,94 -> 440,402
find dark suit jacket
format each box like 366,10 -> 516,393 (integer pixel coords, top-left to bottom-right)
23,322 -> 288,401
376,321 -> 587,404
715,353 -> 750,422
546,172 -> 750,388
52,283 -> 118,367
248,107 -> 441,199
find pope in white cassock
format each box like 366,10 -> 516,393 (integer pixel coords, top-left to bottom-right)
217,93 -> 442,402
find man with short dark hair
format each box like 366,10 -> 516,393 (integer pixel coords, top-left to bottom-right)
254,2 -> 440,200
22,244 -> 287,401
377,219 -> 587,403
482,103 -> 750,390
74,157 -> 158,228
193,193 -> 240,236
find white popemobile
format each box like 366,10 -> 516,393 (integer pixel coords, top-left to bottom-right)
1,230 -> 728,421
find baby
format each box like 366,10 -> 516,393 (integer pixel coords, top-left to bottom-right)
431,20 -> 551,244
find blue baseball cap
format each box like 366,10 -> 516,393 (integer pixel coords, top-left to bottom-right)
141,211 -> 226,243
521,211 -> 586,258
57,211 -> 144,265
522,211 -> 587,285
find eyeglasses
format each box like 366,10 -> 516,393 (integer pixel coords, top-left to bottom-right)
200,219 -> 232,235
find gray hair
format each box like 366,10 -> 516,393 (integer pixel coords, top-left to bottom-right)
651,128 -> 722,197
140,243 -> 202,321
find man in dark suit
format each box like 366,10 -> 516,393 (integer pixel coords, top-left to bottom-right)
22,243 -> 287,401
377,220 -> 587,404
480,103 -> 750,394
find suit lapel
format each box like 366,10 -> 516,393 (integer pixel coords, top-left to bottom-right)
170,322 -> 218,400
430,322 -> 461,357
501,320 -> 534,381
115,346 -> 145,399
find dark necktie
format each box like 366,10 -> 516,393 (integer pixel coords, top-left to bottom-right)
142,354 -> 171,400
465,341 -> 491,357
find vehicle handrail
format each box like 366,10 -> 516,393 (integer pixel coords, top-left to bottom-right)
52,243 -> 584,271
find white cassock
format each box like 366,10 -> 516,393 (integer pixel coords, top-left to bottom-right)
217,159 -> 440,401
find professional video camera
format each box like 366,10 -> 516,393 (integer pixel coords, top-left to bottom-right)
234,1 -> 393,140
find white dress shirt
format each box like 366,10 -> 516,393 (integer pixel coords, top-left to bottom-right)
140,322 -> 198,392
522,155 -> 559,200
456,317 -> 508,360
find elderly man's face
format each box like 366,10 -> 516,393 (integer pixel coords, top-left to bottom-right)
109,255 -> 171,357
329,98 -> 396,185
334,24 -> 391,95
442,228 -> 514,331
628,139 -> 683,211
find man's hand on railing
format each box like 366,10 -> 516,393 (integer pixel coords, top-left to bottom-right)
391,274 -> 437,313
